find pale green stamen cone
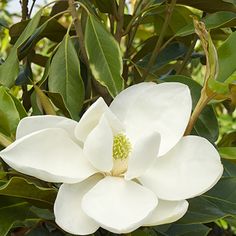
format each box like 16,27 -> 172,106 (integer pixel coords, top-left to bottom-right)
112,133 -> 132,176
112,133 -> 131,160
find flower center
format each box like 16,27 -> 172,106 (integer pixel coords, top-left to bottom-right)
111,133 -> 132,176
112,133 -> 131,160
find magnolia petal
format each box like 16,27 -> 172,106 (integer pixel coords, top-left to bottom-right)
0,128 -> 96,183
16,115 -> 78,142
82,176 -> 158,234
139,136 -> 223,201
125,132 -> 160,180
84,116 -> 113,172
54,174 -> 103,235
75,98 -> 108,142
143,200 -> 189,226
110,82 -> 155,122
112,82 -> 192,156
75,98 -> 123,142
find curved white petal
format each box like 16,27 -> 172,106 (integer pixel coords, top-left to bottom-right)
16,115 -> 78,142
139,136 -> 223,201
0,128 -> 97,183
112,82 -> 192,156
125,132 -> 160,180
110,82 -> 155,121
75,98 -> 123,142
84,116 -> 113,172
82,176 -> 158,234
143,200 -> 189,226
54,174 -> 103,235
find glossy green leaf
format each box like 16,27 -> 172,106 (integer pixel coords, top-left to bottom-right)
223,159 -> 236,177
26,223 -> 64,236
164,76 -> 219,142
154,224 -> 210,236
94,0 -> 117,14
0,9 -> 42,87
219,147 -> 236,159
223,0 -> 236,5
48,34 -> 84,120
218,131 -> 236,147
0,196 -> 37,236
177,11 -> 236,37
85,14 -> 124,97
179,177 -> 236,224
0,87 -> 21,136
50,1 -> 69,18
10,16 -> 66,45
136,42 -> 188,72
46,91 -> 71,118
217,31 -> 236,84
30,91 -> 44,116
9,94 -> 27,119
0,177 -> 57,208
177,0 -> 236,13
143,5 -> 193,37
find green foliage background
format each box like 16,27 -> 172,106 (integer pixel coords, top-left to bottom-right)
0,0 -> 236,235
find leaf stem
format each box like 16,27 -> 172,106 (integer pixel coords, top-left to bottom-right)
115,0 -> 125,43
143,0 -> 176,80
21,0 -> 29,20
68,0 -> 89,65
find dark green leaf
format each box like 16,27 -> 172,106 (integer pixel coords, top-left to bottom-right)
10,16 -> 67,45
217,31 -> 236,83
0,196 -> 37,236
0,9 -> 42,87
218,131 -> 236,147
223,159 -> 236,177
0,177 -> 57,208
179,177 -> 236,224
0,87 -> 21,136
94,0 -> 117,14
85,14 -> 124,97
223,0 -> 236,5
137,42 -> 188,72
219,147 -> 236,159
154,224 -> 210,236
177,0 -> 236,13
177,11 -> 236,37
50,1 -> 69,18
48,34 -> 84,120
143,5 -> 193,37
46,91 -> 71,118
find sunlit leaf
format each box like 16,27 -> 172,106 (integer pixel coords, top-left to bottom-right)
48,34 -> 84,120
85,14 -> 124,97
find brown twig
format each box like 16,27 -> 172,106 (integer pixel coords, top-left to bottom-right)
68,0 -> 89,65
115,0 -> 125,43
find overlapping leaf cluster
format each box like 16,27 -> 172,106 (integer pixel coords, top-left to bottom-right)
0,0 -> 236,235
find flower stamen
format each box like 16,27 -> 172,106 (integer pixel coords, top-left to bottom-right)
112,133 -> 131,160
112,133 -> 131,176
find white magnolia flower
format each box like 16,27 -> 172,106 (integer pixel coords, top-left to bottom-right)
0,82 -> 223,235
